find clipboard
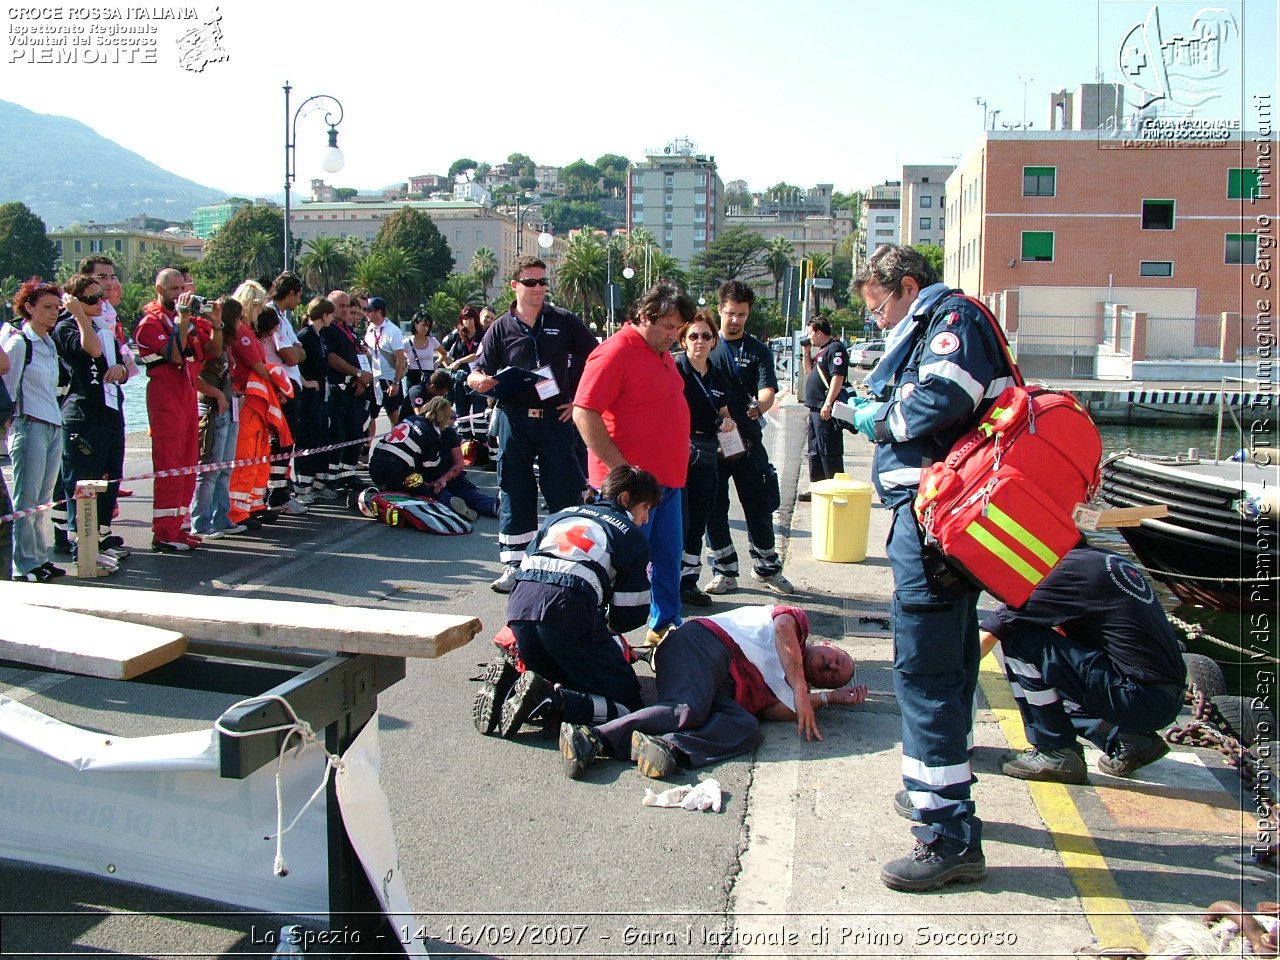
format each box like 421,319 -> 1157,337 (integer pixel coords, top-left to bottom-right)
484,366 -> 548,401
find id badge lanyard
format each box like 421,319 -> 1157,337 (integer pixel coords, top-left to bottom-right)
521,315 -> 559,401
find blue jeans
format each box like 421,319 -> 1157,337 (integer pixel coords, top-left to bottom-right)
643,484 -> 684,633
190,409 -> 238,534
9,418 -> 63,577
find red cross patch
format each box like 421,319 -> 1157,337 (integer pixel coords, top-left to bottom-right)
551,524 -> 596,555
930,332 -> 960,356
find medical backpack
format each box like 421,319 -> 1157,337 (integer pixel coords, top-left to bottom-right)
912,297 -> 1101,607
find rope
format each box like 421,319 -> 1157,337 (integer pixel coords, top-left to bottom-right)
213,694 -> 345,879
1167,613 -> 1280,666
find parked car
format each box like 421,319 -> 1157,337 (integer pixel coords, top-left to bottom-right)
848,339 -> 885,368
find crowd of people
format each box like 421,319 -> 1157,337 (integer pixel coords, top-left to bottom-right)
0,259 -> 506,579
2,245 -> 1192,900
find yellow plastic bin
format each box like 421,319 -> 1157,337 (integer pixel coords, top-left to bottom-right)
810,473 -> 873,563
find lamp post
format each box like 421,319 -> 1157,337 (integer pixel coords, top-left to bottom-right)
283,81 -> 345,273
1019,76 -> 1035,128
515,197 -> 554,257
975,97 -> 989,131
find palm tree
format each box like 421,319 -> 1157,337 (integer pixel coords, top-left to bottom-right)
298,237 -> 351,296
648,251 -> 686,291
556,233 -> 608,321
804,252 -> 833,312
423,291 -> 461,328
766,236 -> 794,302
470,246 -> 498,302
441,273 -> 484,309
243,230 -> 277,285
348,252 -> 391,299
376,246 -> 422,318
340,234 -> 369,262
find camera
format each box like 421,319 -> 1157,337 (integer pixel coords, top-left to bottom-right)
799,337 -> 811,348
188,296 -> 214,315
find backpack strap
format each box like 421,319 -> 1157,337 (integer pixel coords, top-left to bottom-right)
946,293 -> 1024,388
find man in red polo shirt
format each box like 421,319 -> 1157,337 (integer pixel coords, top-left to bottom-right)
574,283 -> 694,644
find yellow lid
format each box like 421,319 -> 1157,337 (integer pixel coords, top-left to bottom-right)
809,472 -> 873,496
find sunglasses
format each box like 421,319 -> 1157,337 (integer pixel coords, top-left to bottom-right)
685,331 -> 716,342
516,278 -> 549,288
79,294 -> 103,305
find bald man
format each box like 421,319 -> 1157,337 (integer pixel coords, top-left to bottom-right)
133,269 -> 210,549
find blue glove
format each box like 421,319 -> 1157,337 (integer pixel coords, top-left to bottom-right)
851,392 -> 873,407
853,401 -> 883,439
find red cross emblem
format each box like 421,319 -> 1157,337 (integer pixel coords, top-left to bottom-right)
551,524 -> 596,555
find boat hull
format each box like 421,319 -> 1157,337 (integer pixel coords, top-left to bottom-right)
1100,455 -> 1277,613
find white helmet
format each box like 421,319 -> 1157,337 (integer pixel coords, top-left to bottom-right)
356,487 -> 381,519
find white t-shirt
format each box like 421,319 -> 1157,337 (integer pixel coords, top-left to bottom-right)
364,320 -> 405,381
703,605 -> 794,711
264,302 -> 303,386
405,336 -> 442,373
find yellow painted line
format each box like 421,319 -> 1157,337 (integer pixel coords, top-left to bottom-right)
978,654 -> 1148,954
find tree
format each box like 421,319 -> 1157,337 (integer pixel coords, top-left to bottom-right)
448,157 -> 478,181
423,290 -> 461,329
195,204 -> 284,294
507,153 -> 536,177
370,207 -> 454,308
916,242 -> 945,279
298,236 -> 351,296
340,235 -> 368,261
766,236 -> 794,302
832,190 -> 863,212
561,159 -> 602,196
441,273 -> 484,309
0,202 -> 56,281
376,246 -> 423,318
347,252 -> 392,297
648,251 -> 686,291
595,153 -> 631,195
334,187 -> 358,201
470,246 -> 498,302
556,233 -> 608,320
689,226 -> 769,290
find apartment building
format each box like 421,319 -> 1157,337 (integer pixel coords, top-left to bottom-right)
627,138 -> 724,267
857,181 -> 902,269
50,225 -> 186,272
901,164 -> 953,248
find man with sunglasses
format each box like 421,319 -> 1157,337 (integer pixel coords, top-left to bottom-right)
467,256 -> 598,593
852,243 -> 1017,892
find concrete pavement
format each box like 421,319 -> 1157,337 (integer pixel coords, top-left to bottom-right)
0,398 -> 1273,958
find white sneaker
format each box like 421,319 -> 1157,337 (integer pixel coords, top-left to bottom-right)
281,498 -> 308,516
491,566 -> 519,593
449,495 -> 479,522
704,574 -> 738,595
751,570 -> 795,595
297,491 -> 318,506
316,487 -> 339,501
95,553 -> 119,573
201,529 -> 226,540
221,523 -> 248,536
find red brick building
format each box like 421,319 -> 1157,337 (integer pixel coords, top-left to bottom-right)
943,131 -> 1274,374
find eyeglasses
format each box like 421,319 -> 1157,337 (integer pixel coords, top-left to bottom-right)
79,293 -> 103,305
867,290 -> 898,318
516,278 -> 549,288
685,331 -> 715,342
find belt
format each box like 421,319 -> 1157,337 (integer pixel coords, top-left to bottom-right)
18,414 -> 58,428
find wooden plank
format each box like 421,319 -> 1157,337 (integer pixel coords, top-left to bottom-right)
1073,503 -> 1170,530
0,604 -> 187,680
0,582 -> 482,660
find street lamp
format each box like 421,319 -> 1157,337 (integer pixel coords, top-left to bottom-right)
515,197 -> 554,256
283,81 -> 345,273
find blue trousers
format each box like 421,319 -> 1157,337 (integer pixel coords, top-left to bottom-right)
643,484 -> 683,633
1000,625 -> 1183,754
887,503 -> 981,844
445,473 -> 499,518
191,408 -> 238,534
492,408 -> 585,567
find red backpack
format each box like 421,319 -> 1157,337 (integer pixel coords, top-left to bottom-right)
913,298 -> 1102,607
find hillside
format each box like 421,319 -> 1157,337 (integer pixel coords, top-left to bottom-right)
0,100 -> 228,230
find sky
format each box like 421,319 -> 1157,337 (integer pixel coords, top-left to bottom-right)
2,0 -> 1276,198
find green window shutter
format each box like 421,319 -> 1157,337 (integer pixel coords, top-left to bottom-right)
1228,168 -> 1261,199
1021,231 -> 1054,261
1023,166 -> 1056,197
1226,233 -> 1257,264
